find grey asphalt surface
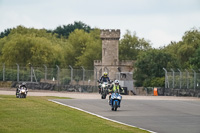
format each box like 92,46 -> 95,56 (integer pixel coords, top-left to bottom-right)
53,98 -> 200,133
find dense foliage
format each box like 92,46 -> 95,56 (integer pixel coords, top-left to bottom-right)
119,30 -> 151,60
0,28 -> 11,38
51,21 -> 91,38
133,28 -> 200,87
133,49 -> 178,87
0,26 -> 65,67
0,23 -> 101,69
64,29 -> 101,69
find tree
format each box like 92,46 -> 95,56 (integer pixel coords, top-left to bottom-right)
134,49 -> 178,87
76,29 -> 101,69
182,28 -> 200,49
0,28 -> 11,38
177,44 -> 195,67
163,28 -> 200,69
189,47 -> 200,69
64,29 -> 101,69
119,30 -> 151,60
52,21 -> 91,38
0,26 -> 65,67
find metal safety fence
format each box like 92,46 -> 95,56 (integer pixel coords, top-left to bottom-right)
0,64 -> 99,92
163,68 -> 200,97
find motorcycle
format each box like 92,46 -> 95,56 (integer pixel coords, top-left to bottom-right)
16,86 -> 28,98
109,91 -> 122,111
98,81 -> 112,99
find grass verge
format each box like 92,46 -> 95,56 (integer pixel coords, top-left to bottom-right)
0,95 -> 150,133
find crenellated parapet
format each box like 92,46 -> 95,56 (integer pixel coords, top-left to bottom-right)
100,29 -> 120,40
94,60 -> 102,66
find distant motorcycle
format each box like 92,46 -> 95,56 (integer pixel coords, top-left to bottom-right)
16,86 -> 28,98
98,81 -> 112,99
109,91 -> 122,111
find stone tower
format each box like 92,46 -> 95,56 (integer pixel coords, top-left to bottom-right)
101,29 -> 120,66
94,29 -> 134,81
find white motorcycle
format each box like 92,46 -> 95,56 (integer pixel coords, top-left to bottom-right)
16,86 -> 28,98
98,81 -> 112,99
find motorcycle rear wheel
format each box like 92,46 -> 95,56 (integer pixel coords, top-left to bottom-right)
101,93 -> 106,99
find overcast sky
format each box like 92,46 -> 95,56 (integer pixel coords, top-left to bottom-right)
0,0 -> 200,48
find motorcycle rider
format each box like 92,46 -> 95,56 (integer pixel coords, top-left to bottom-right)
108,80 -> 124,105
98,72 -> 110,93
16,82 -> 28,96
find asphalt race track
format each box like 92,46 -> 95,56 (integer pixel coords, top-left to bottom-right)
52,98 -> 200,133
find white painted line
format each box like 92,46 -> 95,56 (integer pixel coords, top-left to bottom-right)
49,99 -> 157,133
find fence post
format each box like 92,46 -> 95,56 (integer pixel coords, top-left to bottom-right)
43,65 -> 47,81
28,63 -> 33,82
81,66 -> 85,86
56,65 -> 60,85
198,69 -> 200,90
185,69 -> 189,89
191,69 -> 196,92
163,68 -> 168,88
16,63 -> 19,82
3,63 -> 5,81
171,69 -> 175,89
177,69 -> 182,89
69,65 -> 73,83
94,67 -> 97,88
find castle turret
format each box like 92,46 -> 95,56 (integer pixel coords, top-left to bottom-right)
101,29 -> 120,66
94,29 -> 134,81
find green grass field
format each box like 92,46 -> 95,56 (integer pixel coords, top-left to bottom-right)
0,95 -> 150,133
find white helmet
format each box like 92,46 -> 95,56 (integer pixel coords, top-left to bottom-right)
114,80 -> 119,85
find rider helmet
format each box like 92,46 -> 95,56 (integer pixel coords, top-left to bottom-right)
114,80 -> 119,86
103,72 -> 108,77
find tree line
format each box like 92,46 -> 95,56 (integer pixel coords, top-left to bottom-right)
0,21 -> 101,69
0,21 -> 200,87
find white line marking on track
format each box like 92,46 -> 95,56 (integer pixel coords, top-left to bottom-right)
49,99 -> 157,133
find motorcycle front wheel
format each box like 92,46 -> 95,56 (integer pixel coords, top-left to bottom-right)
114,101 -> 118,111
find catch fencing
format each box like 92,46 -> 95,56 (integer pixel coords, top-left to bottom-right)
0,64 -> 99,92
163,68 -> 200,97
